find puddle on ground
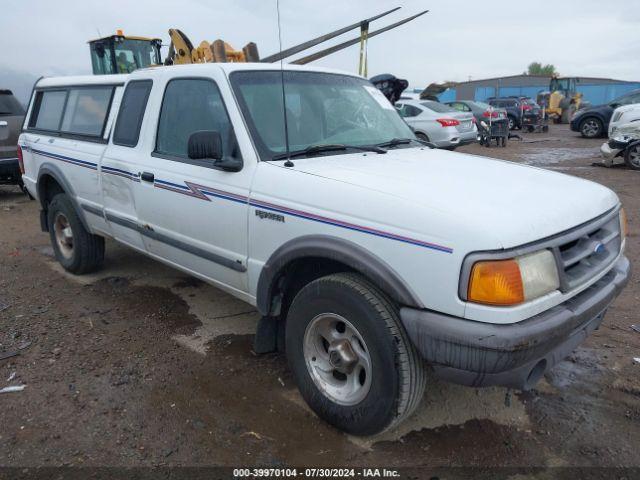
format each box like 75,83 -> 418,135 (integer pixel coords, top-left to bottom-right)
544,347 -> 607,390
44,241 -> 259,355
519,147 -> 600,166
281,372 -> 529,449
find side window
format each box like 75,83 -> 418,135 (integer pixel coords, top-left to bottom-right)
156,78 -> 237,160
397,104 -> 421,118
29,90 -> 67,131
60,87 -> 113,136
113,80 -> 152,147
450,102 -> 469,112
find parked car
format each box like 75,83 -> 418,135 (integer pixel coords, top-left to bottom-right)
0,89 -> 26,188
600,121 -> 640,170
395,99 -> 477,149
446,100 -> 508,125
570,89 -> 640,138
487,97 -> 540,130
608,103 -> 640,137
19,65 -> 630,436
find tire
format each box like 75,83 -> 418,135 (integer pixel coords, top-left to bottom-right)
47,194 -> 105,274
507,116 -> 516,130
624,142 -> 640,170
285,273 -> 425,436
415,132 -> 430,142
579,117 -> 603,138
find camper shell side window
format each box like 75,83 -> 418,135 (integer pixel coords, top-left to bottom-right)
26,84 -> 119,143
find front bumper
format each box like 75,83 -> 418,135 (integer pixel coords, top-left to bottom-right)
400,256 -> 630,390
600,142 -> 623,160
569,117 -> 582,132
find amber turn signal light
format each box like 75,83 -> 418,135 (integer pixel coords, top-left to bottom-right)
468,259 -> 525,306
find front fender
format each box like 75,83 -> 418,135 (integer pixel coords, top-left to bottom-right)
256,234 -> 424,316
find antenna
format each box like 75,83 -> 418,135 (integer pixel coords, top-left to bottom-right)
276,0 -> 292,164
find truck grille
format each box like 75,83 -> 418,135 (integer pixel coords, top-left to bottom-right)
554,210 -> 622,291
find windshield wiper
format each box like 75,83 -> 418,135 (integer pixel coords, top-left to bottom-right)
376,137 -> 436,149
272,143 -> 386,161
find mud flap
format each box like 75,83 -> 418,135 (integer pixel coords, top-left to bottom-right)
253,316 -> 285,354
40,209 -> 49,232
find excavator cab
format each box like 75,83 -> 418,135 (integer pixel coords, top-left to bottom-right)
89,31 -> 162,75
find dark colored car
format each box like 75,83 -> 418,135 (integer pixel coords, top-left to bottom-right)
570,89 -> 640,138
445,100 -> 508,124
487,97 -> 535,130
0,90 -> 25,187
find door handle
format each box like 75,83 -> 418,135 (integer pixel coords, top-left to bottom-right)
140,171 -> 154,183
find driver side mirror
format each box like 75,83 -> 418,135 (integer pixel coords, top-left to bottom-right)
187,130 -> 243,172
188,130 -> 223,160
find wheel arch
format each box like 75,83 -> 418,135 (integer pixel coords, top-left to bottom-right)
256,235 -> 424,317
37,164 -> 90,232
579,113 -> 605,126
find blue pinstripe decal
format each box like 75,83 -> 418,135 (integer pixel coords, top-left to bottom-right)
30,148 -> 453,254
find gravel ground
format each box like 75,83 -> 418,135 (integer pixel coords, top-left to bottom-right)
0,124 -> 638,472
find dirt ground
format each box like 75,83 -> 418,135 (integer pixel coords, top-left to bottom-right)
0,124 -> 638,473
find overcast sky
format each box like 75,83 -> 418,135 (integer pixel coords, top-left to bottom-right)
1,0 -> 639,101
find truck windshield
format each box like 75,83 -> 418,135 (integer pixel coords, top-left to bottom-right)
230,71 -> 416,160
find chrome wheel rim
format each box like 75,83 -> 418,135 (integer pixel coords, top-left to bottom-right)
628,146 -> 640,168
53,213 -> 74,259
508,118 -> 515,129
303,313 -> 372,406
582,119 -> 599,137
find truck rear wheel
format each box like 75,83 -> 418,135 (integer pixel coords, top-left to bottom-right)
285,273 -> 425,436
47,194 -> 104,274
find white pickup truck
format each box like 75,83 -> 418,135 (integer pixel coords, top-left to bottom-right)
18,64 -> 630,436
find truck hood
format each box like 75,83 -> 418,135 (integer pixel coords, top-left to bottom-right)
280,147 -> 618,249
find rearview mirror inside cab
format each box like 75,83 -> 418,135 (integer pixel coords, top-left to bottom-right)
188,130 -> 223,161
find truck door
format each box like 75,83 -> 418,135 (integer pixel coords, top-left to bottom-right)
100,80 -> 153,250
133,75 -> 252,294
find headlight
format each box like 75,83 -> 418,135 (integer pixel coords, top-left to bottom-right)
467,250 -> 560,306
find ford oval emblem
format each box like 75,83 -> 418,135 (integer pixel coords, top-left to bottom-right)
594,242 -> 605,254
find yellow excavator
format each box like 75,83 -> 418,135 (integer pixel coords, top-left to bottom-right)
537,76 -> 588,123
88,8 -> 428,76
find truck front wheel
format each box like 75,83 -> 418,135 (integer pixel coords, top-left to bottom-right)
47,194 -> 105,274
285,273 -> 425,436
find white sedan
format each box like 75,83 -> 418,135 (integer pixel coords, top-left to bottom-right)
395,99 -> 477,150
